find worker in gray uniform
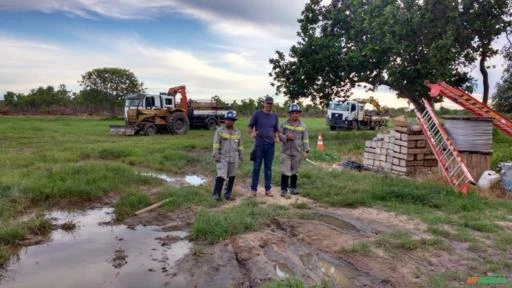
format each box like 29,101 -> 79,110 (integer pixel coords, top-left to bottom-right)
279,103 -> 310,197
212,111 -> 243,201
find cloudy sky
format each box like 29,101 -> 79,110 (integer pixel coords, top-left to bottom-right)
0,1 -> 507,108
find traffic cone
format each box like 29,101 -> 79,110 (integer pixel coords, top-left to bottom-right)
316,132 -> 325,152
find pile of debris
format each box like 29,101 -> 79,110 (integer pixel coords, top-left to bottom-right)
363,121 -> 437,176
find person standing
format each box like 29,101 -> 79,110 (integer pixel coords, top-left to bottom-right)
212,111 -> 243,201
247,96 -> 280,197
279,103 -> 310,197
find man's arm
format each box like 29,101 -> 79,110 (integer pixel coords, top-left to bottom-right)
247,111 -> 257,139
273,113 -> 280,143
212,129 -> 221,161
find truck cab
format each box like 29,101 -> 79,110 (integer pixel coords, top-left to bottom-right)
124,93 -> 175,120
327,100 -> 365,130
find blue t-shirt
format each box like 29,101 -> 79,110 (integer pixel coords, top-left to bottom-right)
248,110 -> 279,145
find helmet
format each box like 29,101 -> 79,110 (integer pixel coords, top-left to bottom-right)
288,103 -> 301,113
224,110 -> 237,121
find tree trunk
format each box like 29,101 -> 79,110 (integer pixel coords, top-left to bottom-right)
480,50 -> 489,105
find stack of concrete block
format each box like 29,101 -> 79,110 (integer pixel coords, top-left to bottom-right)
363,123 -> 438,176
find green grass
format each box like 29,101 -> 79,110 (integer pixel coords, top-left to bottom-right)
0,224 -> 25,245
263,278 -> 335,288
114,191 -> 151,220
0,245 -> 12,268
341,241 -> 372,256
192,199 -> 288,243
263,277 -> 305,288
496,232 -> 512,252
374,230 -> 447,251
2,115 -> 512,270
159,185 -> 217,212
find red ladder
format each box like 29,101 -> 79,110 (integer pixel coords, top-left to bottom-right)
415,99 -> 475,194
426,81 -> 512,137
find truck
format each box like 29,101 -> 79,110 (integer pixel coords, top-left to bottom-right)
326,97 -> 390,130
110,85 -> 231,136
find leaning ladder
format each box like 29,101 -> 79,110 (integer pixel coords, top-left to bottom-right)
415,99 -> 475,194
426,81 -> 512,137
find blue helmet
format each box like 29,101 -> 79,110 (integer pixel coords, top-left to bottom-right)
224,110 -> 237,121
288,103 -> 301,113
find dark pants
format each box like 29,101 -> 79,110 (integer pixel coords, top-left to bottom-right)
251,143 -> 275,192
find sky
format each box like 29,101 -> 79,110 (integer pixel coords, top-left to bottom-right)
0,0 -> 508,109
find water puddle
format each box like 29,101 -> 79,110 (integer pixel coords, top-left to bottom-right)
312,212 -> 362,234
273,261 -> 294,279
141,173 -> 207,186
317,259 -> 353,287
0,208 -> 191,288
299,253 -> 354,287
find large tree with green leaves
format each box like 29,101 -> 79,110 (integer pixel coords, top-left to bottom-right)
270,0 -> 507,109
79,67 -> 144,114
492,50 -> 512,113
459,0 -> 512,105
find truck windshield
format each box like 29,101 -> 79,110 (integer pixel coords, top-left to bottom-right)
125,99 -> 141,107
329,102 -> 349,111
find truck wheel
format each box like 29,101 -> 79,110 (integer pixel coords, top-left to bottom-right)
144,124 -> 157,136
167,112 -> 190,135
206,118 -> 217,130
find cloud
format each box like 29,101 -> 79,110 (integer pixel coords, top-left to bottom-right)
0,33 -> 270,102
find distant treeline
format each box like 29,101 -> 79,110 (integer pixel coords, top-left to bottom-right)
2,84 -> 483,119
0,84 -> 330,117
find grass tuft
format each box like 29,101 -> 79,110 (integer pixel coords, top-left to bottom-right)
114,191 -> 151,220
192,200 -> 288,243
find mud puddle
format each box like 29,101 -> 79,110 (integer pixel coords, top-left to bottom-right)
141,173 -> 207,186
0,208 -> 191,288
311,211 -> 376,236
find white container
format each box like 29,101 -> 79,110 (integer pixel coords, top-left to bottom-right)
477,170 -> 501,190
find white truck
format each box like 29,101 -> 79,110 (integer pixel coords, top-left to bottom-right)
326,98 -> 389,130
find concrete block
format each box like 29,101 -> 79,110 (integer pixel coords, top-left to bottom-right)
392,165 -> 408,172
364,152 -> 374,160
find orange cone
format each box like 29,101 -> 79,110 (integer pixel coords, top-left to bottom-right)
316,132 -> 325,152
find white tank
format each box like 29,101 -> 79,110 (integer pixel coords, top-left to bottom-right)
477,170 -> 501,190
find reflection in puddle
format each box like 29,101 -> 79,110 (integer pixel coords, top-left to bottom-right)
300,253 -> 354,287
317,260 -> 352,287
184,175 -> 206,186
273,261 -> 294,279
0,208 -> 191,288
141,173 -> 207,186
312,213 -> 361,234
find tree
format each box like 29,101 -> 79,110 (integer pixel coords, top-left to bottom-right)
459,0 -> 512,105
270,0 -> 474,109
492,51 -> 512,113
79,67 -> 144,115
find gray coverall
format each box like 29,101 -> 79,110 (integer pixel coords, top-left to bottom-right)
279,120 -> 310,176
212,126 -> 243,178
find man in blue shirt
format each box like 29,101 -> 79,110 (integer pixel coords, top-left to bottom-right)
247,96 -> 280,197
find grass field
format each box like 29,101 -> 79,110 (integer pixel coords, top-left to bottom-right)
1,115 -> 512,276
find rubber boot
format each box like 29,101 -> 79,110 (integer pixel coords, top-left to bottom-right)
280,174 -> 289,197
212,177 -> 225,201
224,176 -> 235,201
290,174 -> 298,195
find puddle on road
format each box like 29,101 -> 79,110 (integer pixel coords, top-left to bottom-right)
299,253 -> 354,287
273,261 -> 294,279
142,173 -> 207,186
312,212 -> 362,234
0,208 -> 192,288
